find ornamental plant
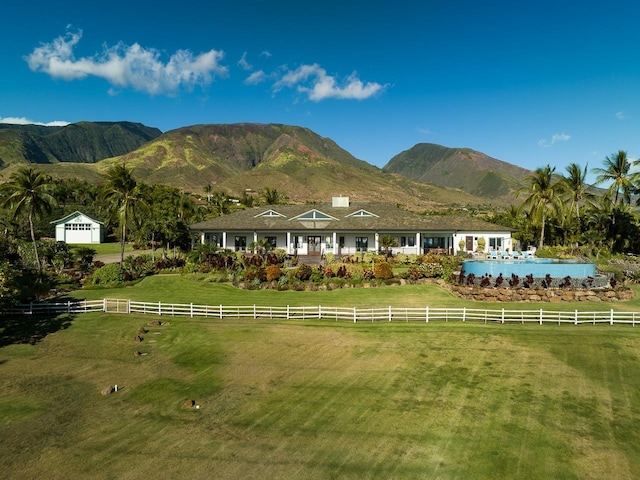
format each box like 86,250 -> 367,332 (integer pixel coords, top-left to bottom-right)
374,262 -> 394,280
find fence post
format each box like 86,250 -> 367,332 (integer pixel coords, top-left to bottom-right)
501,308 -> 505,324
425,306 -> 429,323
103,298 -> 107,312
574,309 -> 578,325
220,305 -> 223,319
353,307 -> 357,323
539,308 -> 543,325
287,305 -> 290,320
610,309 -> 614,326
254,305 -> 256,319
190,303 -> 193,318
158,301 -> 162,316
319,305 -> 322,320
389,306 -> 392,322
127,299 -> 131,315
462,307 -> 466,322
67,300 -> 71,313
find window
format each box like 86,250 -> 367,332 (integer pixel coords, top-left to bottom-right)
355,236 -> 369,252
346,209 -> 378,218
294,236 -> 304,248
264,236 -> 277,248
65,223 -> 91,231
234,236 -> 247,251
489,237 -> 504,250
293,210 -> 336,220
325,235 -> 333,249
255,210 -> 284,218
407,236 -> 415,247
205,234 -> 221,246
423,237 -> 445,248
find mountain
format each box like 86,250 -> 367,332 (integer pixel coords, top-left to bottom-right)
383,143 -> 531,199
0,121 -> 162,167
0,122 -> 521,208
92,123 -> 490,208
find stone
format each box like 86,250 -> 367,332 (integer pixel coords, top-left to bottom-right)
184,399 -> 195,408
134,335 -> 143,343
101,386 -> 114,396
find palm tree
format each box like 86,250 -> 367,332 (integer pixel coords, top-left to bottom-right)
100,164 -> 147,268
378,234 -> 398,260
0,167 -> 57,272
261,187 -> 282,205
556,163 -> 596,244
517,165 -> 562,249
592,150 -> 638,205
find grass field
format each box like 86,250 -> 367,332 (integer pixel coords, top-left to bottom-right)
3,277 -> 640,478
70,243 -> 134,256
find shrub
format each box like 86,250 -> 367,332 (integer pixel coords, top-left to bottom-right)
419,262 -> 444,278
374,262 -> 394,280
88,264 -> 125,287
266,265 -> 283,281
406,265 -> 423,280
295,264 -> 313,281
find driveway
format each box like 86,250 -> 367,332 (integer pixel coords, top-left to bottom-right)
95,249 -> 154,264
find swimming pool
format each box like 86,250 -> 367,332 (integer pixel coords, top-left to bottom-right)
462,258 -> 596,279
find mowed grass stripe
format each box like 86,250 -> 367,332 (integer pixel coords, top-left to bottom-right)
2,314 -> 640,478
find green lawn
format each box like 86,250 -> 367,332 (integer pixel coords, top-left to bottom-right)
1,312 -> 639,479
74,274 -> 640,313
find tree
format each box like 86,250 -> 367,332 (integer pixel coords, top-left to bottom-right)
556,163 -> 596,244
592,150 -> 638,205
517,165 -> 562,249
261,187 -> 282,205
378,234 -> 398,260
0,167 -> 57,272
100,164 -> 147,268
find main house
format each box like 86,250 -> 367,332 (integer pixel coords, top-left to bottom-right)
190,197 -> 513,257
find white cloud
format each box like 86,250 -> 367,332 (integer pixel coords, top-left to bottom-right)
0,116 -> 70,126
260,50 -> 272,58
538,132 -> 570,148
238,52 -> 252,71
418,127 -> 434,135
273,63 -> 386,101
244,70 -> 267,85
25,30 -> 228,96
616,111 -> 628,120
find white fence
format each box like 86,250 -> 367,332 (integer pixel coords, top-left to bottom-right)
2,299 -> 640,326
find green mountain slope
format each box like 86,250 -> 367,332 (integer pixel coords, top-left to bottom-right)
383,143 -> 531,199
0,121 -> 161,167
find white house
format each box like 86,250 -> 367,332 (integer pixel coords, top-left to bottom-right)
51,211 -> 105,244
190,197 -> 513,257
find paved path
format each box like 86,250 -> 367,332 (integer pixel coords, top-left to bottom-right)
95,249 -> 154,264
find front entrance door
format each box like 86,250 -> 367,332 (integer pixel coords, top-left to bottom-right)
465,236 -> 474,252
308,236 -> 322,255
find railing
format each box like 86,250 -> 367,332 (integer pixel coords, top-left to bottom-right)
2,299 -> 640,326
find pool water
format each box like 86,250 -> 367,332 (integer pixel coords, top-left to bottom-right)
462,258 -> 596,279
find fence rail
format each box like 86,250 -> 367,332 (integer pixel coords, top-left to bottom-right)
2,299 -> 640,326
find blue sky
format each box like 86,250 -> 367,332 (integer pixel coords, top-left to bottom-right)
2,0 -> 639,182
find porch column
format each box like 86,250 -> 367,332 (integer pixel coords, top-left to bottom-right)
416,232 -> 421,255
200,231 -> 205,244
253,231 -> 258,245
374,232 -> 379,253
222,232 -> 227,249
287,232 -> 291,254
332,232 -> 337,254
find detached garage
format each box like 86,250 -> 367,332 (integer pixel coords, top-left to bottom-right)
51,211 -> 105,244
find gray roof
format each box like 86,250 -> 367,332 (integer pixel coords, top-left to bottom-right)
190,202 -> 511,233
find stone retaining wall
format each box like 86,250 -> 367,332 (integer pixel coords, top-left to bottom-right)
450,285 -> 635,303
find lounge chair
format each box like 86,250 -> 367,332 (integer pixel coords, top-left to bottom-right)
500,250 -> 512,259
489,250 -> 498,259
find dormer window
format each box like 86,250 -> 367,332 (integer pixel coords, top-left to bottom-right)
346,209 -> 378,218
292,209 -> 337,221
255,209 -> 285,218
